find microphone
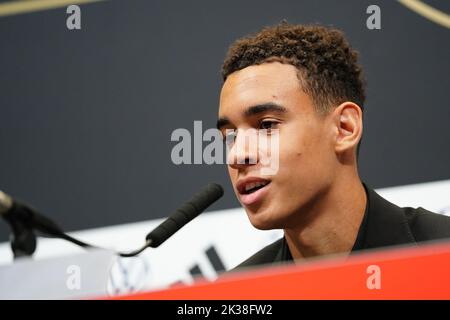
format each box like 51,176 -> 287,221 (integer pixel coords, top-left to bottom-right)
120,183 -> 224,257
0,183 -> 224,258
146,183 -> 224,248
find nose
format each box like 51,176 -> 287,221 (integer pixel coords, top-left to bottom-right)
227,128 -> 259,170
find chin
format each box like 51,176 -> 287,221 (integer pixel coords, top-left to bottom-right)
249,220 -> 274,230
245,207 -> 283,230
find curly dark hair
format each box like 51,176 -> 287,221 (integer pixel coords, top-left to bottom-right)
222,22 -> 366,114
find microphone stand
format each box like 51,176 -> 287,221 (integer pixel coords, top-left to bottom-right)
2,211 -> 36,258
2,203 -> 152,260
2,200 -> 92,260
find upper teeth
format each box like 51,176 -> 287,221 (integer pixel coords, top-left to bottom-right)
245,181 -> 267,192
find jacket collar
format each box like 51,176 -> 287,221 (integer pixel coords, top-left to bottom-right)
363,185 -> 417,249
274,184 -> 417,262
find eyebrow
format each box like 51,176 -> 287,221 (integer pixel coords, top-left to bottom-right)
216,103 -> 287,130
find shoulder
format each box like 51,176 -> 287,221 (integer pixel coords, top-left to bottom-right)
364,186 -> 450,247
231,238 -> 284,271
404,206 -> 450,242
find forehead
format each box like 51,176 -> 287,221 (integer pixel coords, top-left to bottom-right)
220,62 -> 302,109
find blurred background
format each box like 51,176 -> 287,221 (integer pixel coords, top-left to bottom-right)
0,0 -> 449,241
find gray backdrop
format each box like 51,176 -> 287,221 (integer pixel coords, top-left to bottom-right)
0,0 -> 449,241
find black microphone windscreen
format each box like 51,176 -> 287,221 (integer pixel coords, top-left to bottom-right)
146,183 -> 224,248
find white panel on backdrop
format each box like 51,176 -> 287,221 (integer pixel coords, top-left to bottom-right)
0,249 -> 114,299
376,179 -> 450,216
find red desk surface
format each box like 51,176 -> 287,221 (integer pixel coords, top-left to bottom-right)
114,241 -> 450,300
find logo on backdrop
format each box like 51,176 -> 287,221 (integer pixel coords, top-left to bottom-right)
107,256 -> 151,296
106,245 -> 227,296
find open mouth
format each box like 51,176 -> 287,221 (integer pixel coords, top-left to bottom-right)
237,179 -> 271,195
236,178 -> 271,206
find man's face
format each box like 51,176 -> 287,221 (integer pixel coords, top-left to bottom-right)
218,62 -> 338,230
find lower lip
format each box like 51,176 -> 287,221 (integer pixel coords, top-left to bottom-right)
239,183 -> 271,206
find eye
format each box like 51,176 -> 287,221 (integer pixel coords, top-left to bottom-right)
223,130 -> 236,145
259,119 -> 279,131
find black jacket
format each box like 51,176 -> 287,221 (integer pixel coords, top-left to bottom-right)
235,186 -> 450,270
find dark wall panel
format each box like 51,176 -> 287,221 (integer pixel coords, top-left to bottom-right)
0,0 -> 449,241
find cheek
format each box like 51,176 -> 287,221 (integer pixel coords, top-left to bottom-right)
291,118 -> 329,154
227,167 -> 238,184
277,121 -> 330,176
278,125 -> 308,160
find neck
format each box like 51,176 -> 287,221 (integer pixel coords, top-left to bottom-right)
284,171 -> 366,261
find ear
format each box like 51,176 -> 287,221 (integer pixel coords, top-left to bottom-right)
333,102 -> 363,155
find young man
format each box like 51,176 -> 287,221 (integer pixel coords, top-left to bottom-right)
217,23 -> 450,269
